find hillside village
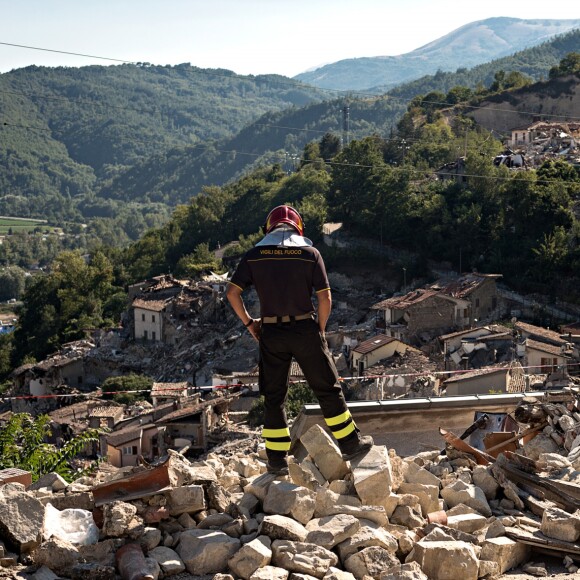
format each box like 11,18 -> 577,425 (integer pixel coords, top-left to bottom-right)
3,238 -> 580,577
1,100 -> 580,577
0,23 -> 579,580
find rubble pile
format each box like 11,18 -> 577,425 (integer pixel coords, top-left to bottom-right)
2,398 -> 580,579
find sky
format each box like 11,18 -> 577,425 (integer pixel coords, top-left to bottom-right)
0,0 -> 578,78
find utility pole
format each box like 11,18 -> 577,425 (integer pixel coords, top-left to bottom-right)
342,103 -> 350,147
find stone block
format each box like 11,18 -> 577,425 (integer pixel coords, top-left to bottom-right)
249,565 -> 289,580
314,488 -> 388,526
101,501 -> 137,537
305,514 -> 360,549
351,445 -> 393,507
177,529 -> 241,575
165,484 -> 205,516
244,473 -> 279,502
336,521 -> 398,562
480,537 -> 531,574
390,505 -> 425,529
263,481 -> 317,525
289,458 -> 327,491
300,425 -> 349,482
272,539 -> 338,578
323,568 -> 356,580
406,540 -> 479,580
29,473 -> 68,492
259,514 -> 308,542
404,461 -> 441,488
472,466 -> 499,501
440,480 -> 491,517
31,537 -> 80,575
344,546 -> 399,578
397,483 -> 440,516
379,561 -> 428,579
0,486 -> 44,552
228,535 -> 272,580
541,507 -> 580,542
148,546 -> 185,576
446,513 -> 488,534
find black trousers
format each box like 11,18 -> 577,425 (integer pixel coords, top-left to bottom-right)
259,318 -> 357,457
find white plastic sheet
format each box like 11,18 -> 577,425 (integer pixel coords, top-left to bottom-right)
43,502 -> 99,546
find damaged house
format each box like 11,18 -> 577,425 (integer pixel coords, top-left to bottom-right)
103,423 -> 161,468
432,273 -> 502,327
350,334 -> 412,375
508,120 -> 580,167
441,361 -> 526,396
438,324 -> 513,371
130,274 -> 229,346
10,340 -> 94,414
371,288 -> 466,345
514,320 -> 577,375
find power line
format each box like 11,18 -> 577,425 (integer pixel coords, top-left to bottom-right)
1,360 -> 579,402
2,40 -> 579,121
2,119 -> 578,186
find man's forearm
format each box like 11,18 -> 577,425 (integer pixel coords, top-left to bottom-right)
317,290 -> 332,332
226,283 -> 260,341
226,284 -> 252,325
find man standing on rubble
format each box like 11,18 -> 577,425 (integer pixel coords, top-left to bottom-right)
226,204 -> 373,475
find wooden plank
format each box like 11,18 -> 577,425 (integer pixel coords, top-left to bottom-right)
505,526 -> 580,557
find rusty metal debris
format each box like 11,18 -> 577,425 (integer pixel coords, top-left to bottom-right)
92,462 -> 170,506
439,427 -> 495,465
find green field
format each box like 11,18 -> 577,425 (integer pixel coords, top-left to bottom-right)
0,216 -> 50,234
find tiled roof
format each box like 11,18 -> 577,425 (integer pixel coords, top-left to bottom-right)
106,424 -> 157,448
132,298 -> 168,312
526,339 -> 570,358
439,324 -> 509,342
151,382 -> 189,398
231,361 -> 304,379
434,273 -> 501,299
353,334 -> 397,355
444,364 -> 511,384
89,406 -> 124,419
515,321 -> 566,346
371,289 -> 441,310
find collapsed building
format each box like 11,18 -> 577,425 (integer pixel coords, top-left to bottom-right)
1,393 -> 580,578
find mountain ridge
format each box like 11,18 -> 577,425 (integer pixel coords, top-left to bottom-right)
294,17 -> 580,91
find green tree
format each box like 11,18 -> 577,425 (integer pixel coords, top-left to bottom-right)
247,382 -> 317,427
101,373 -> 153,405
175,243 -> 223,278
319,132 -> 342,161
13,250 -> 120,362
0,413 -> 103,482
0,266 -> 26,300
549,52 -> 580,78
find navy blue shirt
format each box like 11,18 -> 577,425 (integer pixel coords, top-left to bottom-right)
229,245 -> 330,318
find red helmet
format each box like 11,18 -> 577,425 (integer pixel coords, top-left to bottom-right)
264,205 -> 304,236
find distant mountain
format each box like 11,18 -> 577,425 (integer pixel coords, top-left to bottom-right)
385,28 -> 580,100
294,17 -> 580,91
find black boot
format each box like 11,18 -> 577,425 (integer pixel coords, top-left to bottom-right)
266,451 -> 289,476
340,434 -> 374,461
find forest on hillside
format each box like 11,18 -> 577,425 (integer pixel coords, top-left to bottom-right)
0,30 -> 577,263
2,59 -> 580,381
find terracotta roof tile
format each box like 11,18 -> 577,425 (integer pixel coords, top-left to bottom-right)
353,334 -> 397,355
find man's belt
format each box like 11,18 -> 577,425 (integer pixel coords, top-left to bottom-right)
261,313 -> 314,324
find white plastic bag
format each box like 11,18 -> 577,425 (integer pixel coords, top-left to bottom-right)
43,502 -> 99,546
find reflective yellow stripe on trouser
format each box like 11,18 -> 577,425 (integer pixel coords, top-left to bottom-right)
262,427 -> 291,452
325,410 -> 357,441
